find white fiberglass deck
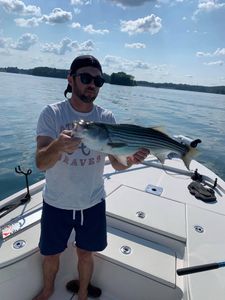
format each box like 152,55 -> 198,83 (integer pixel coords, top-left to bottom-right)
1,157 -> 225,300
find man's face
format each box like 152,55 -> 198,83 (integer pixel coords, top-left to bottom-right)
72,66 -> 104,103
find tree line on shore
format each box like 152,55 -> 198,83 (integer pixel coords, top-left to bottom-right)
0,66 -> 225,95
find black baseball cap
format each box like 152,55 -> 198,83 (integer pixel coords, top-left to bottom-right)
70,55 -> 102,75
64,55 -> 103,98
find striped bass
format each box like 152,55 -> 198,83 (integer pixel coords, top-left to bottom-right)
72,120 -> 197,169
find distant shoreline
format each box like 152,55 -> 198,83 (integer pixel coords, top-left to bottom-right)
136,81 -> 225,95
1,66 -> 225,95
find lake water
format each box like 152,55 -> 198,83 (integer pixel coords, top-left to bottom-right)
0,72 -> 225,200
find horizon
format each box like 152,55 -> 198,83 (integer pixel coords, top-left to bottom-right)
0,0 -> 224,87
1,66 -> 225,88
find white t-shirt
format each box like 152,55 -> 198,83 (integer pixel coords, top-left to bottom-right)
36,99 -> 116,210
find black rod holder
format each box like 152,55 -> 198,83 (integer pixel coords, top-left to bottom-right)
0,166 -> 32,219
15,166 -> 32,200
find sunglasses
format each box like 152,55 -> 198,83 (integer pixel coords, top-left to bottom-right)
72,73 -> 105,88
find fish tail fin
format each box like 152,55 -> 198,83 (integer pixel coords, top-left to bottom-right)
183,147 -> 198,170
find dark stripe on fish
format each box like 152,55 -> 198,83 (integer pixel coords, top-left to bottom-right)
97,123 -> 188,154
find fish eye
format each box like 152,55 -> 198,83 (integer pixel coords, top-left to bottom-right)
83,122 -> 91,129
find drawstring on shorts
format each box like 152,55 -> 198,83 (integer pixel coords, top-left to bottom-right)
80,210 -> 84,226
73,209 -> 84,226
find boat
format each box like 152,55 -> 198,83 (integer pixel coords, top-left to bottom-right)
1,143 -> 225,300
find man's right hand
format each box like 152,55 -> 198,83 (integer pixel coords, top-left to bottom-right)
36,132 -> 82,171
56,130 -> 81,154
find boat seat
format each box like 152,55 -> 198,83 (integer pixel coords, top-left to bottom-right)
96,226 -> 176,288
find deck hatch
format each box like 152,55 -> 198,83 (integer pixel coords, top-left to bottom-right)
106,185 -> 186,242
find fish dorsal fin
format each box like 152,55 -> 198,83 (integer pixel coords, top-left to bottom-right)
151,126 -> 165,133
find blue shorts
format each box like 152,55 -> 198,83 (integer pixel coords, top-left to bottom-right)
39,200 -> 107,255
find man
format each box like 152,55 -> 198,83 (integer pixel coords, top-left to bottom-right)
33,55 -> 149,300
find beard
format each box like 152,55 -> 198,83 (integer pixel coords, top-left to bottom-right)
73,84 -> 98,103
80,93 -> 96,103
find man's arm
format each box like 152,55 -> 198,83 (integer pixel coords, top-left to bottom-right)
108,148 -> 150,171
36,130 -> 81,171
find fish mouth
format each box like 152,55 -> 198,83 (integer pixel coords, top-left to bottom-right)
73,120 -> 92,135
72,121 -> 85,136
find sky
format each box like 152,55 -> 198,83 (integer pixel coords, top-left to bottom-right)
0,0 -> 225,86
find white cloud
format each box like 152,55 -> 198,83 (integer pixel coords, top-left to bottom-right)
103,55 -> 151,71
214,48 -> 225,56
125,42 -> 146,48
11,33 -> 38,50
41,8 -> 72,24
110,0 -> 185,8
103,56 -> 171,81
41,38 -> 94,55
198,0 -> 225,11
196,48 -> 225,57
109,0 -> 186,8
0,36 -> 11,48
193,0 -> 225,18
70,22 -> 81,29
71,0 -> 91,5
0,48 -> 11,55
73,8 -> 81,14
14,17 -> 41,27
134,60 -> 151,69
79,40 -> 95,51
13,8 -> 73,27
109,0 -> 153,7
196,51 -> 211,57
83,24 -> 109,35
0,0 -> 41,16
120,14 -> 162,35
41,38 -> 78,55
204,60 -> 224,66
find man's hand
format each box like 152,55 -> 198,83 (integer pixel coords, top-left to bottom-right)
109,148 -> 150,171
56,130 -> 81,154
36,131 -> 82,171
127,148 -> 150,166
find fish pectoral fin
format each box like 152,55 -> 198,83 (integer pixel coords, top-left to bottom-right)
107,142 -> 127,148
114,155 -> 129,166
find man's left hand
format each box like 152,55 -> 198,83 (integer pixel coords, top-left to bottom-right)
127,148 -> 150,165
